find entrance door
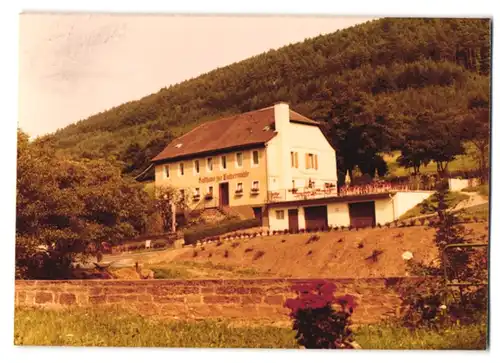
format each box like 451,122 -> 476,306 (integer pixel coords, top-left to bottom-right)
288,209 -> 299,232
304,205 -> 328,230
253,207 -> 263,223
219,182 -> 229,207
348,201 -> 376,228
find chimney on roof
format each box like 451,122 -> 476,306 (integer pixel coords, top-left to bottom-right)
273,102 -> 289,135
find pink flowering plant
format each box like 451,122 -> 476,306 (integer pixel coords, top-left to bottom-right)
285,281 -> 357,349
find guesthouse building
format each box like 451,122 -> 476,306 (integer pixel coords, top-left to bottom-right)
152,103 -> 433,231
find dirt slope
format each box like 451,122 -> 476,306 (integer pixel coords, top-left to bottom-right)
152,223 -> 489,278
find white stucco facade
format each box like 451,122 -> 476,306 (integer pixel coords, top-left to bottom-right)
266,191 -> 434,231
265,103 -> 338,202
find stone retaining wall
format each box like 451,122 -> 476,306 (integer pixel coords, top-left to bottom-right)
15,278 -> 420,325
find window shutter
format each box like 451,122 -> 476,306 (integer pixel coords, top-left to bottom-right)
291,152 -> 294,167
305,154 -> 310,169
314,154 -> 318,170
295,152 -> 299,168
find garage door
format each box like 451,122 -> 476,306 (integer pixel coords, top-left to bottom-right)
348,201 -> 375,228
304,205 -> 328,230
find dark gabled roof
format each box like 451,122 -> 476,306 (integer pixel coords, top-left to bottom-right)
151,106 -> 319,163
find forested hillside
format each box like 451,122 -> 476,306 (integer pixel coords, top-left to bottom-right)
42,18 -> 491,181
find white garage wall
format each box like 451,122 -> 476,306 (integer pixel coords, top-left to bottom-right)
375,198 -> 395,225
393,191 -> 434,219
327,203 -> 350,227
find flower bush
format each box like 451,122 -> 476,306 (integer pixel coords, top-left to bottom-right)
284,281 -> 357,349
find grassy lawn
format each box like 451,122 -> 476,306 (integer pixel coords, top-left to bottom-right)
463,184 -> 489,197
148,261 -> 266,279
383,148 -> 477,178
356,322 -> 487,350
14,307 -> 486,349
458,203 -> 490,221
400,191 -> 469,219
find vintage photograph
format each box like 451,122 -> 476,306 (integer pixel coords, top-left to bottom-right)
15,14 -> 491,349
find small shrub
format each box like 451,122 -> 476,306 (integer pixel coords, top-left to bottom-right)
224,250 -> 229,258
201,246 -> 205,251
284,229 -> 289,234
285,282 -> 356,349
183,218 -> 261,245
366,249 -> 383,262
409,220 -> 416,227
377,223 -> 382,228
334,226 -> 339,231
244,248 -> 254,253
306,235 -> 320,244
337,238 -> 344,243
281,239 -> 286,243
357,242 -> 364,249
267,231 -> 271,236
192,250 -> 198,258
231,242 -> 240,248
253,251 -> 265,261
299,228 -> 305,234
384,222 -> 391,228
307,250 -> 313,256
208,252 -> 212,258
216,241 -> 223,247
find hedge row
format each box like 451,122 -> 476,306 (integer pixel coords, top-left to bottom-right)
184,218 -> 261,245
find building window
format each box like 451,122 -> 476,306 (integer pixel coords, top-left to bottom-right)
276,210 -> 285,220
163,165 -> 170,178
306,153 -> 318,170
235,182 -> 243,194
193,187 -> 200,200
236,152 -> 243,168
179,162 -> 185,176
291,151 -> 299,168
252,150 -> 259,166
194,160 -> 200,174
207,157 -> 213,172
251,181 -> 260,194
221,155 -> 227,170
206,186 -> 213,200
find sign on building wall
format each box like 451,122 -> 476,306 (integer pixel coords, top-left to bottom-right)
199,171 -> 250,184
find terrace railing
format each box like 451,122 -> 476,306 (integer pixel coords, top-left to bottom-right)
267,182 -> 436,203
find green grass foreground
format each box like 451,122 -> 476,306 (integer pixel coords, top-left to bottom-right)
14,307 -> 487,349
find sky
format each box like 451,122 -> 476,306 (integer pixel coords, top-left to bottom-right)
19,14 -> 373,137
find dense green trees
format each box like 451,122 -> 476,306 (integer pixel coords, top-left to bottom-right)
16,130 -> 153,279
42,18 -> 490,181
